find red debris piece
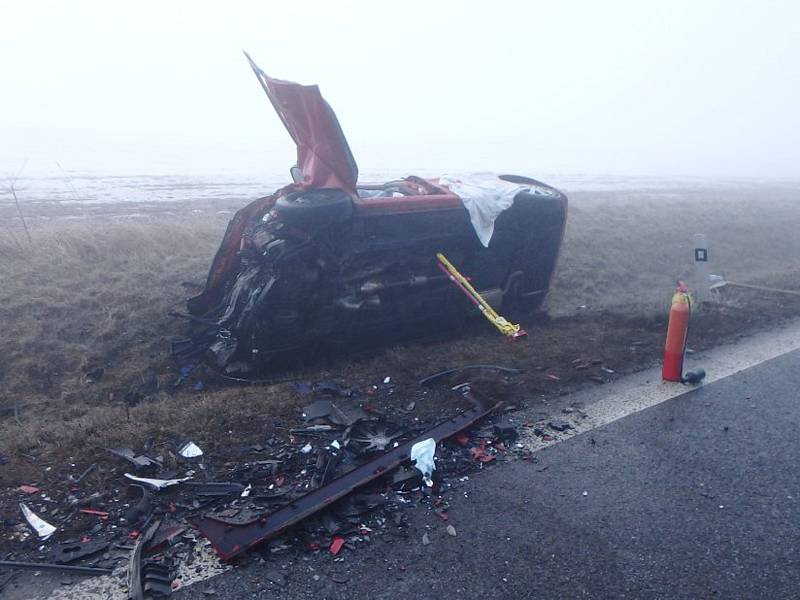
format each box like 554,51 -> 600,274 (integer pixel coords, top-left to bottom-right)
454,432 -> 470,447
129,530 -> 140,540
434,509 -> 449,521
492,441 -> 507,452
470,440 -> 496,463
307,541 -> 320,551
330,536 -> 346,555
274,474 -> 286,487
19,485 -> 40,494
80,508 -> 110,519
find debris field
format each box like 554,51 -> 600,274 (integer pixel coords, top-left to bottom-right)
0,369 -> 585,597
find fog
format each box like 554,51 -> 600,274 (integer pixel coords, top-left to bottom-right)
1,0 -> 798,178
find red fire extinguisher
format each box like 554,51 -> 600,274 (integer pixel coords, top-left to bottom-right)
662,281 -> 691,382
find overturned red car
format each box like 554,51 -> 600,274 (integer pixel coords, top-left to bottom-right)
181,54 -> 568,373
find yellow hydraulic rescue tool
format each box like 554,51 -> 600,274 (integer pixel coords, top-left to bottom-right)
436,253 -> 527,341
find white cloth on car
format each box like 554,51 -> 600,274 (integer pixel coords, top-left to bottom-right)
439,173 -> 529,247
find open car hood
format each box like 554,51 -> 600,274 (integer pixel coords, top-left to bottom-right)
245,52 -> 358,194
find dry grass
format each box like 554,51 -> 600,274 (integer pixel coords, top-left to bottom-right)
550,183 -> 800,316
1,181 -> 799,474
0,216 -> 227,416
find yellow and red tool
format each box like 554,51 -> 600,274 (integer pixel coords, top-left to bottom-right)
436,253 -> 526,341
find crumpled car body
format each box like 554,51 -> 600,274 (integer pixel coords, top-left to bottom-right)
183,54 -> 568,374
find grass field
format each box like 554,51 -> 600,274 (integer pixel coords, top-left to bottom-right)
1,179 -> 799,492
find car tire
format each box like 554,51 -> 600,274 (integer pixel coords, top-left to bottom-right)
275,188 -> 353,228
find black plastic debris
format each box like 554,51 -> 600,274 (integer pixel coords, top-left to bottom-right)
129,519 -> 172,600
345,420 -> 407,454
302,399 -> 366,427
313,380 -> 353,397
50,539 -> 110,564
391,466 -> 422,490
0,560 -> 113,576
683,368 -> 706,384
548,420 -> 573,432
124,485 -> 153,524
492,416 -> 518,441
419,364 -> 523,387
128,521 -> 159,600
142,561 -> 173,597
302,400 -> 338,422
106,447 -> 161,470
68,462 -> 97,484
191,390 -> 499,560
183,482 -> 246,497
293,381 -> 313,395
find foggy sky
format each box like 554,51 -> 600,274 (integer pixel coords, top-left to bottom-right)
1,0 -> 798,178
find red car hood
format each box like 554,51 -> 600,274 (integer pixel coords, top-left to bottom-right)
244,52 -> 358,194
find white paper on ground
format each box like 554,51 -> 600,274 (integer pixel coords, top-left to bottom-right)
20,502 -> 56,539
410,438 -> 436,487
178,441 -> 204,458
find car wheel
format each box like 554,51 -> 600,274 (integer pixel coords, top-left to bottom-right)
275,188 -> 353,228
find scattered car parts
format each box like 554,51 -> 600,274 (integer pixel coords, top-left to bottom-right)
124,473 -> 191,491
178,441 -> 204,459
344,419 -> 407,454
106,448 -> 161,470
50,539 -> 110,564
184,482 -> 246,497
418,364 -> 523,387
128,519 -> 162,600
20,502 -> 56,540
191,392 -> 499,560
0,560 -> 113,576
124,485 -> 153,524
302,399 -> 366,427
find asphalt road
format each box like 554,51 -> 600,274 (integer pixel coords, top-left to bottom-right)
176,349 -> 800,599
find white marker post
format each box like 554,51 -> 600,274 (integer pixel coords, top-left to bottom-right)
693,233 -> 710,303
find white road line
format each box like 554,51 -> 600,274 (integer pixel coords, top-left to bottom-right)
519,318 -> 800,451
